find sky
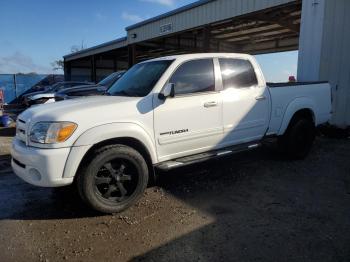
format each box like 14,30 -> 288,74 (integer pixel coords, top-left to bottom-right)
0,0 -> 298,82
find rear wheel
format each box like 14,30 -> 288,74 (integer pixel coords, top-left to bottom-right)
77,145 -> 149,213
279,117 -> 316,159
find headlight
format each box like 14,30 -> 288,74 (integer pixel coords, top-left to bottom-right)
30,122 -> 77,144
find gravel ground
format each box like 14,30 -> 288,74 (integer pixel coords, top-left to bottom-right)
0,130 -> 349,262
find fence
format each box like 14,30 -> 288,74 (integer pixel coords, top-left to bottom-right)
0,74 -> 63,104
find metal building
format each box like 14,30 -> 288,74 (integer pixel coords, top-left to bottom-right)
63,0 -> 350,127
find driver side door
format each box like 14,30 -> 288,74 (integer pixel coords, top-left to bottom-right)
153,58 -> 223,162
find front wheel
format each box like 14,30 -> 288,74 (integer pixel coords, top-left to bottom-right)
279,117 -> 316,159
77,144 -> 149,213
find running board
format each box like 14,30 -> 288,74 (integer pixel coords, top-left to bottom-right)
156,142 -> 260,171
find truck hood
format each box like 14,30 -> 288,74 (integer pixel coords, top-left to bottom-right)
19,95 -> 149,128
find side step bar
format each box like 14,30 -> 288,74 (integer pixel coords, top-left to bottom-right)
156,141 -> 260,171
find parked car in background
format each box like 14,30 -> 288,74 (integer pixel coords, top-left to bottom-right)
19,75 -> 65,95
22,81 -> 93,107
55,71 -> 125,101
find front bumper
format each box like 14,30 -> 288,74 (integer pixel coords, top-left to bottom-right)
11,138 -> 74,187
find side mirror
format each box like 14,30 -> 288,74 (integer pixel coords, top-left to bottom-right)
158,83 -> 175,100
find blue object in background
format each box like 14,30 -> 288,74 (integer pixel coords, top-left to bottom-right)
0,74 -> 47,103
0,115 -> 11,127
15,74 -> 48,97
0,75 -> 15,103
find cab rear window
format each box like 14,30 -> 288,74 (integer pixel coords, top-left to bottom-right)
219,58 -> 258,89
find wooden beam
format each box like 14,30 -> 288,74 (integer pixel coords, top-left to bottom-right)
215,26 -> 286,41
233,33 -> 299,46
211,21 -> 270,36
255,13 -> 300,33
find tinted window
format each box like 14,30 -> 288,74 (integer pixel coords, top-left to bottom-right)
108,60 -> 173,97
219,58 -> 258,89
47,82 -> 62,91
170,59 -> 215,95
99,72 -> 124,87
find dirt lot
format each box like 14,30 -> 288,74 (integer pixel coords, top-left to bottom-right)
0,128 -> 349,262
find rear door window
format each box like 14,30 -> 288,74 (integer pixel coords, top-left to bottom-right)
219,58 -> 258,89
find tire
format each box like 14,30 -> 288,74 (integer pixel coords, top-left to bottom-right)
279,117 -> 316,159
77,144 -> 149,213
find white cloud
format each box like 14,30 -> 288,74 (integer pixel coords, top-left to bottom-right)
121,12 -> 144,23
0,51 -> 53,74
139,0 -> 175,7
95,12 -> 107,21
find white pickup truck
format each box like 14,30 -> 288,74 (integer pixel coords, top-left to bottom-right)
11,53 -> 332,213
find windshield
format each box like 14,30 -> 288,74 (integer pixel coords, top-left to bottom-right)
47,82 -> 63,92
107,60 -> 173,97
99,72 -> 123,87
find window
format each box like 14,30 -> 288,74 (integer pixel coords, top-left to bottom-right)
98,72 -> 124,87
169,59 -> 215,95
108,60 -> 173,97
219,58 -> 258,89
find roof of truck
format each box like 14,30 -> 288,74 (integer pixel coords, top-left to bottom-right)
145,53 -> 253,62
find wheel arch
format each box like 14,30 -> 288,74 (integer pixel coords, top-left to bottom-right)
78,137 -> 155,184
278,97 -> 316,135
63,123 -> 157,184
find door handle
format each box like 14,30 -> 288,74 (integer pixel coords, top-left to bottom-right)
204,101 -> 218,108
255,95 -> 267,101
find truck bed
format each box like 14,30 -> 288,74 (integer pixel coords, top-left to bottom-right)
267,82 -> 332,135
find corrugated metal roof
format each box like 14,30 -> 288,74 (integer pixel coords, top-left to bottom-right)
64,37 -> 127,61
125,0 -> 217,31
127,0 -> 297,43
63,0 -> 297,60
63,0 -> 216,60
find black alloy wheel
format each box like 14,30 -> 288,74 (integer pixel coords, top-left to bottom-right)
94,159 -> 137,203
77,145 -> 149,213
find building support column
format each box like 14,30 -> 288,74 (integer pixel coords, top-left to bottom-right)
298,0 -> 350,127
202,26 -> 211,52
297,0 -> 326,81
64,60 -> 71,81
128,44 -> 136,68
91,55 -> 96,82
113,57 -> 118,72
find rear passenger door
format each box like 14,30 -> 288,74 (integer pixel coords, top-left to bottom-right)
154,58 -> 223,162
218,58 -> 270,146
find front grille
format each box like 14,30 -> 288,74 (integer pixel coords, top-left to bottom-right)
13,158 -> 26,169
